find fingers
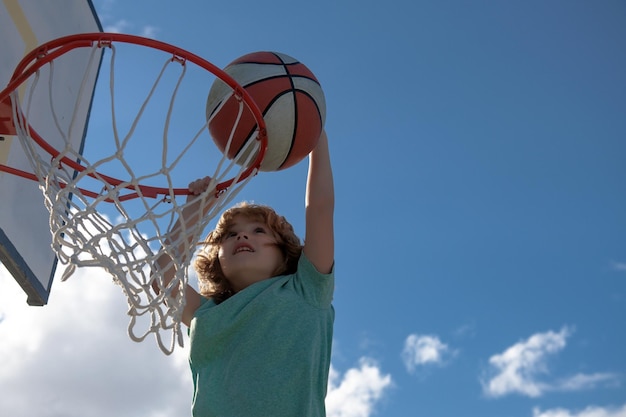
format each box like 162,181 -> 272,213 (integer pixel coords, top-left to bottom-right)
188,176 -> 212,195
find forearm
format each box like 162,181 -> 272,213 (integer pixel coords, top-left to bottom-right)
304,130 -> 335,273
153,188 -> 216,293
306,130 -> 334,213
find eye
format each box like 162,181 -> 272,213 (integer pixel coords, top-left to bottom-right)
254,227 -> 267,234
224,231 -> 237,239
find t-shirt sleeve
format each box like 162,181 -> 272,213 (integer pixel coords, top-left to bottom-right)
290,253 -> 335,308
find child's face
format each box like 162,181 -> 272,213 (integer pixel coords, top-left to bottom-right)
217,215 -> 284,292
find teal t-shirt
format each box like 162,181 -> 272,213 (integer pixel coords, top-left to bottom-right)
188,253 -> 335,417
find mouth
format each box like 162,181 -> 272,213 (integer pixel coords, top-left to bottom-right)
233,244 -> 254,255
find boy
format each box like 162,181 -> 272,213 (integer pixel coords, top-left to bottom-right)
159,130 -> 334,416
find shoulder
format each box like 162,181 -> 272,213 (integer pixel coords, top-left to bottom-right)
288,253 -> 334,307
297,252 -> 334,279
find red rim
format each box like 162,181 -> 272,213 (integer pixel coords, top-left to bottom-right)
0,33 -> 268,200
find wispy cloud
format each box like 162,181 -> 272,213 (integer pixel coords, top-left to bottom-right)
103,19 -> 131,33
402,334 -> 457,373
103,19 -> 159,38
141,25 -> 159,38
611,262 -> 626,272
326,358 -> 393,417
533,403 -> 626,417
555,373 -> 621,391
453,321 -> 477,339
481,327 -> 620,398
100,7 -> 160,38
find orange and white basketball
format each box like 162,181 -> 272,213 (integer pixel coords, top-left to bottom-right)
206,51 -> 326,172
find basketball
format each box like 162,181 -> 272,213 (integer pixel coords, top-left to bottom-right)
206,51 -> 326,172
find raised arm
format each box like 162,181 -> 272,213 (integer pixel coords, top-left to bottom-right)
303,130 -> 335,274
154,176 -> 214,326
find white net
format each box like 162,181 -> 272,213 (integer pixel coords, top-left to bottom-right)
6,37 -> 265,354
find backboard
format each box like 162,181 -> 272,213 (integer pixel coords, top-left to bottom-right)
0,0 -> 102,305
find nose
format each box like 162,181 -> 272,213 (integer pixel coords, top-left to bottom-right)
236,232 -> 248,240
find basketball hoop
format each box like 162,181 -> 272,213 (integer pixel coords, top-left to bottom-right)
0,33 -> 268,354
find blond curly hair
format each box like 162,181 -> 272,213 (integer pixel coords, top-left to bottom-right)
194,202 -> 302,304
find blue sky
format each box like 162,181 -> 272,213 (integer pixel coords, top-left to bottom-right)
1,1 -> 625,416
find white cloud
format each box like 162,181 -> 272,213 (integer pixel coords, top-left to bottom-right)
326,358 -> 393,417
482,327 -> 619,398
482,327 -> 571,397
401,334 -> 456,373
533,403 -> 626,417
0,265 -> 192,417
